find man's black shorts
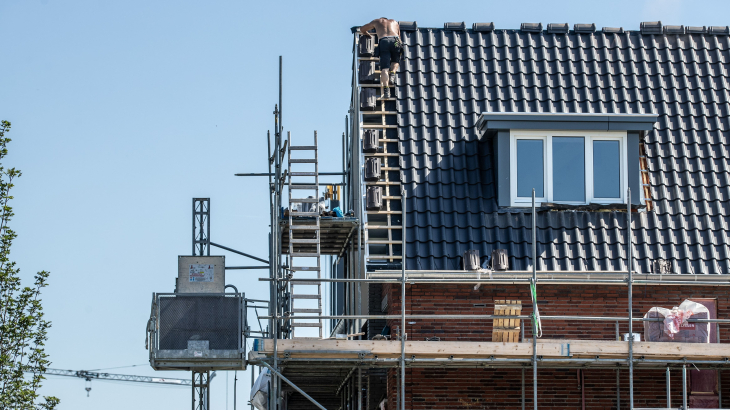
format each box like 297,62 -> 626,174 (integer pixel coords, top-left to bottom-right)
378,36 -> 402,71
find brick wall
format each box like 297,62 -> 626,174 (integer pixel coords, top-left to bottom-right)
382,283 -> 729,341
386,367 -> 730,409
378,283 -> 729,408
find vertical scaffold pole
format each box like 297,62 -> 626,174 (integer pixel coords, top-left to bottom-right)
401,187 -> 406,410
532,189 -> 537,410
358,368 -> 362,410
615,321 -> 620,409
268,131 -> 274,339
682,364 -> 688,410
627,188 -> 633,410
666,367 -> 671,408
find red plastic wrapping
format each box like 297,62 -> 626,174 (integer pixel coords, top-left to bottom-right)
643,300 -> 710,343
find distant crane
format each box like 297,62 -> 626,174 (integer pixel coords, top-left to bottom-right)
42,368 -> 192,397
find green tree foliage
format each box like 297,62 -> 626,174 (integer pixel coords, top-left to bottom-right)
0,121 -> 59,409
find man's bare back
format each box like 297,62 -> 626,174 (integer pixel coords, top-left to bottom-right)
360,18 -> 400,38
360,18 -> 402,97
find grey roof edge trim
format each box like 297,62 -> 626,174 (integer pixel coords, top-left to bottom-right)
476,112 -> 658,134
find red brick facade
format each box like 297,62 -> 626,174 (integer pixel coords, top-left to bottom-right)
381,283 -> 729,409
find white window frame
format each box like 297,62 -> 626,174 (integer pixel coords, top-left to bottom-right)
509,130 -> 628,207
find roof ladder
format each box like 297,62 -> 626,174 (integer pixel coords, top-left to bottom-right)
287,131 -> 322,338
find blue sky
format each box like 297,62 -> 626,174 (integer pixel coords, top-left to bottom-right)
1,0 -> 729,408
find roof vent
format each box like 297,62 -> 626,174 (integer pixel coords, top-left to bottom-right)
602,26 -> 624,34
686,26 -> 707,34
653,259 -> 672,274
708,26 -> 730,35
491,249 -> 509,271
399,21 -> 417,31
520,22 -> 543,33
574,23 -> 596,33
547,23 -> 569,34
444,22 -> 465,31
663,25 -> 685,34
640,21 -> 663,34
472,22 -> 495,32
463,250 -> 480,271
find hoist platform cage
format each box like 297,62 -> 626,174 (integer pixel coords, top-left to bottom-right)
147,293 -> 246,371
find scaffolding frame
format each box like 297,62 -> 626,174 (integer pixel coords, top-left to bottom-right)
240,48 -> 730,410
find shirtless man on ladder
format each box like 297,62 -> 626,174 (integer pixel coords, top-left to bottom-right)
360,18 -> 401,99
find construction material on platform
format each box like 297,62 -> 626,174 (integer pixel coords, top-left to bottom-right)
252,338 -> 730,361
644,299 -> 710,342
492,300 -> 522,342
176,256 -> 225,293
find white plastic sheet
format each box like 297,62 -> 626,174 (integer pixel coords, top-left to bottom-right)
643,299 -> 710,343
250,368 -> 270,410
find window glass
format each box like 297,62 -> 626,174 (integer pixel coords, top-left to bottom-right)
552,137 -> 585,202
593,140 -> 621,198
517,139 -> 544,197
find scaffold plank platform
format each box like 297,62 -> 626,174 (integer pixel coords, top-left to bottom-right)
252,339 -> 730,362
281,216 -> 360,255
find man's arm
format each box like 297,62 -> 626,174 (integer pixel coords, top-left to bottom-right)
360,20 -> 376,37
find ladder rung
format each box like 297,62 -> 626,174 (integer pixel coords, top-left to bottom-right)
292,323 -> 322,327
290,146 -> 316,150
293,308 -> 322,313
290,185 -> 318,190
290,225 -> 320,230
289,159 -> 317,163
291,198 -> 319,203
291,172 -> 316,176
290,239 -> 319,244
292,294 -> 320,299
291,212 -> 320,216
291,266 -> 321,271
290,252 -> 320,257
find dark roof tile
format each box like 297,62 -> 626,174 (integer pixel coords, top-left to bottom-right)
396,28 -> 730,274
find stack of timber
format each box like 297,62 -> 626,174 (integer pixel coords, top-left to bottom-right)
492,300 -> 521,342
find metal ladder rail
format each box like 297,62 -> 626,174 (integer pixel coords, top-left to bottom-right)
287,131 -> 323,338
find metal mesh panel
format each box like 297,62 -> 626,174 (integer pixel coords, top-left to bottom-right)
158,296 -> 239,350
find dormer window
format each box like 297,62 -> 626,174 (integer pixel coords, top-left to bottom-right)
475,112 -> 658,209
511,131 -> 627,206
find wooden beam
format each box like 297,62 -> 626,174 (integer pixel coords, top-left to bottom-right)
254,339 -> 730,361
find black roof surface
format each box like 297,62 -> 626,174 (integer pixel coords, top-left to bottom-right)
396,26 -> 730,273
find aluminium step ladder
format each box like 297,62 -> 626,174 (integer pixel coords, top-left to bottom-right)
287,131 -> 323,338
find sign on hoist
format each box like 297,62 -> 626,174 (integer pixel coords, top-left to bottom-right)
189,264 -> 214,282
